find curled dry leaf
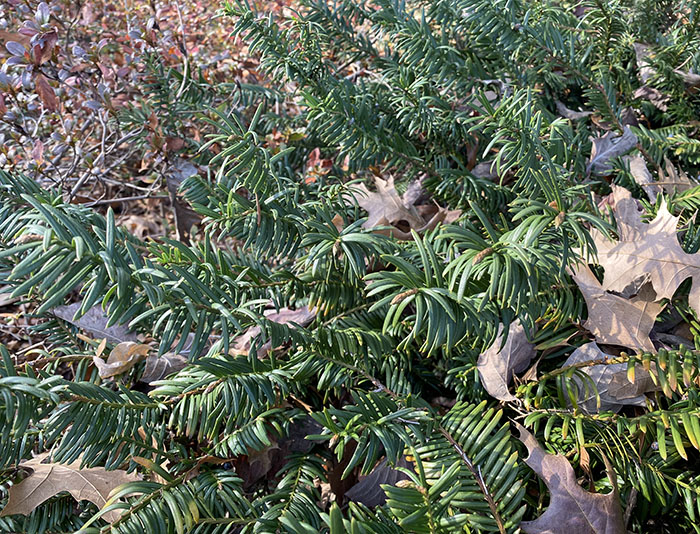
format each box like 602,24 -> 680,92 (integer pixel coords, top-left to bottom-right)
93,342 -> 151,379
593,199 -> 700,318
0,453 -> 138,523
569,263 -> 663,352
587,127 -> 638,175
477,320 -> 536,402
515,424 -> 626,534
562,342 -> 656,413
52,302 -> 139,344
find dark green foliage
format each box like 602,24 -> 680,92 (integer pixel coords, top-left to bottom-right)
2,0 -> 700,533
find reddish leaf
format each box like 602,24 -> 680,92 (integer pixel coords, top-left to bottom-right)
165,137 -> 186,152
38,31 -> 58,65
34,73 -> 57,111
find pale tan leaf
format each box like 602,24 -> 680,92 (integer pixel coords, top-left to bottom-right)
675,69 -> 700,87
587,127 -> 638,174
633,43 -> 700,87
92,342 -> 151,379
516,424 -> 626,534
0,454 -> 138,523
569,263 -> 663,352
477,320 -> 535,402
562,342 -> 654,413
593,200 -> 700,317
606,185 -> 646,242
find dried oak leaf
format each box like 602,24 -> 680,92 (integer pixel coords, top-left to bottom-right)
569,263 -> 663,352
0,454 -> 138,523
562,342 -> 655,413
587,127 -> 638,175
477,320 -> 535,402
626,156 -> 695,201
93,342 -> 151,379
52,302 -> 139,344
658,157 -> 695,195
515,424 -> 626,534
351,176 -> 458,240
593,199 -> 700,317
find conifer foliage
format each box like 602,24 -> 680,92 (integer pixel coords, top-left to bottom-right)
1,0 -> 700,533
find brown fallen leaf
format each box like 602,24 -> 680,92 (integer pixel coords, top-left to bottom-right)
232,306 -> 317,357
555,100 -> 592,120
658,157 -> 695,195
117,214 -> 161,240
605,185 -> 647,247
345,457 -> 413,507
593,199 -> 700,317
569,263 -> 663,352
515,424 -> 626,534
477,320 -> 536,402
0,454 -> 138,523
93,342 -> 151,379
166,159 -> 202,243
587,127 -> 638,175
353,176 -> 426,228
52,303 -> 140,344
350,176 -> 459,240
562,342 -> 655,413
633,43 -> 700,88
633,86 -> 670,111
633,43 -> 654,84
140,352 -> 188,383
625,155 -> 659,203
